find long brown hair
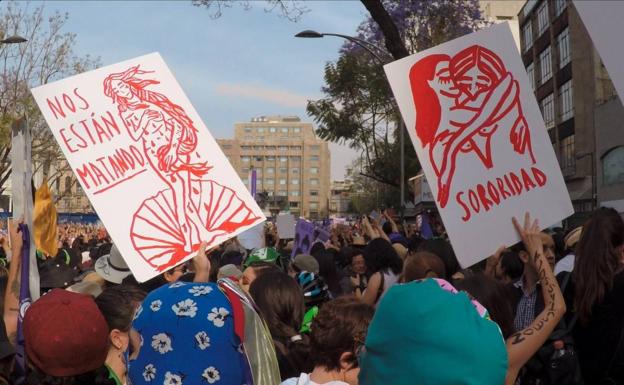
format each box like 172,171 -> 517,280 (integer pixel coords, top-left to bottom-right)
573,207 -> 624,324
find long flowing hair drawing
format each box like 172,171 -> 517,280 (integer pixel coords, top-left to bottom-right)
104,65 -> 259,271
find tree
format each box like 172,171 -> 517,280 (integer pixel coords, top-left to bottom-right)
307,0 -> 485,203
192,0 -> 309,22
0,3 -> 99,194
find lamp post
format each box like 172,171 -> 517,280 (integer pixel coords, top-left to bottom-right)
296,30 -> 407,216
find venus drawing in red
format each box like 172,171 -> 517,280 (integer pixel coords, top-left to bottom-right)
409,45 -> 536,208
104,66 -> 259,271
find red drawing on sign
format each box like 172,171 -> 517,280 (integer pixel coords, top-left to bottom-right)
104,66 -> 259,271
409,45 -> 535,208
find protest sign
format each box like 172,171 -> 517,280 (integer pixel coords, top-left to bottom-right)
384,23 -> 573,267
31,52 -> 265,282
574,1 -> 624,101
313,226 -> 331,243
291,219 -> 315,258
238,223 -> 265,250
276,213 -> 296,239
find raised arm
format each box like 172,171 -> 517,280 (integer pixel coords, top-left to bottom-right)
505,213 -> 566,385
383,210 -> 399,234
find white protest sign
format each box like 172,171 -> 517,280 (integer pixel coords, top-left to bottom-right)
574,1 -> 624,101
238,222 -> 265,250
276,213 -> 296,239
384,23 -> 573,267
31,53 -> 265,282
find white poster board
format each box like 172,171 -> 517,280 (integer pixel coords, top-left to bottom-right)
31,53 -> 265,281
384,23 -> 573,267
276,213 -> 296,239
574,1 -> 624,102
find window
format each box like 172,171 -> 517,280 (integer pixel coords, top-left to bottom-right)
526,62 -> 535,90
267,191 -> 274,197
266,156 -> 275,162
253,146 -> 263,151
265,146 -> 276,151
279,179 -> 287,185
255,168 -> 262,176
603,147 -> 624,185
291,156 -> 301,163
241,145 -> 251,151
293,127 -> 301,133
291,168 -> 300,174
242,179 -> 249,185
241,156 -> 250,162
277,190 -> 287,197
244,127 -> 252,133
244,136 -> 253,141
291,146 -> 302,151
310,202 -> 318,209
278,146 -> 288,151
64,176 -> 72,193
269,127 -> 277,133
281,127 -> 289,133
557,27 -> 570,68
309,145 -> 320,151
254,156 -> 263,162
279,156 -> 288,163
76,183 -> 83,194
279,167 -> 287,173
555,0 -> 567,17
265,178 -> 274,185
523,22 -> 533,52
539,46 -> 552,84
560,135 -> 575,176
310,155 -> 319,162
290,202 -> 299,209
257,136 -> 264,140
267,167 -> 275,174
310,179 -> 319,186
55,178 -> 61,192
256,180 -> 263,188
257,127 -> 265,133
292,179 -> 300,185
242,167 -> 250,174
540,93 -> 554,128
537,2 -> 549,36
221,144 -> 232,150
559,80 -> 574,121
291,191 -> 300,197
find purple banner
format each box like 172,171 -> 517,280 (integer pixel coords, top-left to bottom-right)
291,219 -> 315,259
250,169 -> 257,198
14,224 -> 31,384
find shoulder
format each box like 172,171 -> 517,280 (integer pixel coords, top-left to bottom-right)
280,375 -> 303,385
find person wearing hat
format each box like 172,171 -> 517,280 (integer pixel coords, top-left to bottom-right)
23,289 -> 114,384
292,254 -> 320,275
95,244 -> 132,285
554,226 -> 581,275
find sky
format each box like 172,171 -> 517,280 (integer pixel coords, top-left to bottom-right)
26,0 -> 369,180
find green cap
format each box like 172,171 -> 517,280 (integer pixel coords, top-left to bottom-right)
243,247 -> 279,267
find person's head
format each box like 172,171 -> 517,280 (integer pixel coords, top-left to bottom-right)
309,297 -> 374,385
402,251 -> 441,282
494,250 -> 523,284
362,238 -> 403,276
342,247 -> 366,275
129,282 -> 247,385
314,249 -> 343,297
512,231 -> 556,273
358,279 -> 507,385
449,45 -> 505,99
239,261 -> 280,293
455,273 -> 515,338
24,289 -> 109,380
292,254 -> 320,275
296,271 -> 332,310
417,238 -> 459,280
249,271 -> 311,373
95,285 -> 146,382
574,207 -> 624,324
163,262 -> 188,283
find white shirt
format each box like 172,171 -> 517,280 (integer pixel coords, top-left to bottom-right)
554,253 -> 575,275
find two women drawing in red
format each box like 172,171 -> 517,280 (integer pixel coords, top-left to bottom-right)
409,45 -> 535,208
104,66 -> 259,271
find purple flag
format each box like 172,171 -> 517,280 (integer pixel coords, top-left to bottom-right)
420,213 -> 434,240
250,169 -> 257,198
13,224 -> 31,384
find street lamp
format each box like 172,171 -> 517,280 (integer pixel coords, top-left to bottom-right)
296,30 -> 407,215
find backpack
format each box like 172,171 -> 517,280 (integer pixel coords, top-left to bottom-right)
520,272 -> 584,385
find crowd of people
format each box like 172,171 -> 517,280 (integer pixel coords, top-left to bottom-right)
0,207 -> 622,385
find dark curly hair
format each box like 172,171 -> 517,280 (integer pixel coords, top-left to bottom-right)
309,296 -> 374,371
362,238 -> 402,276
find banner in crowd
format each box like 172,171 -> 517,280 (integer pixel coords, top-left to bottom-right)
291,219 -> 315,258
31,53 -> 265,281
574,1 -> 624,101
384,23 -> 573,267
276,213 -> 296,239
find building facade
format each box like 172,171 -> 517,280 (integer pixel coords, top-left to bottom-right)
217,116 -> 331,219
329,180 -> 353,217
518,0 -> 624,224
480,0 -> 526,49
